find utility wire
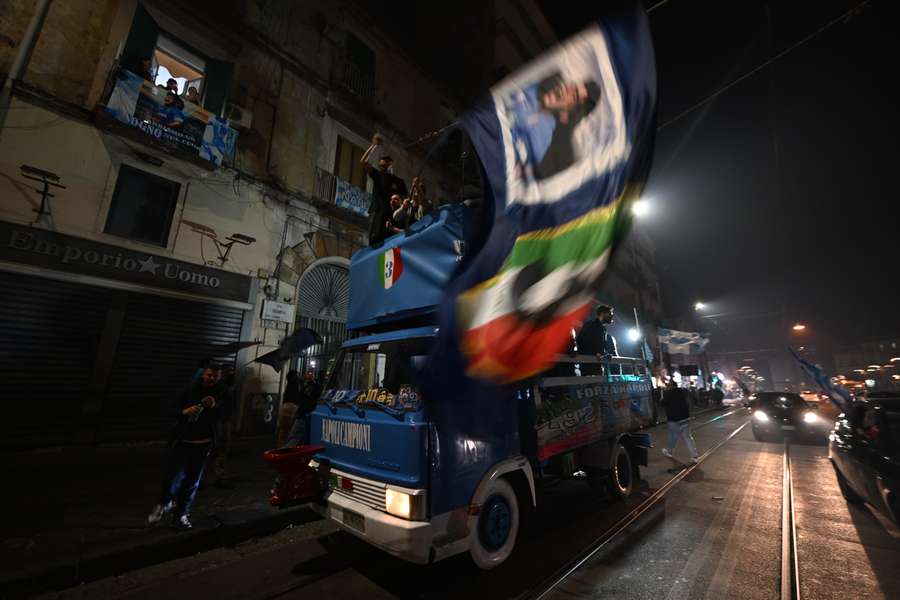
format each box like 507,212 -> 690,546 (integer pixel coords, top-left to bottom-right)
657,0 -> 871,131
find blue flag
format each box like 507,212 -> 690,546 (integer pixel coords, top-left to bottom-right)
788,347 -> 851,410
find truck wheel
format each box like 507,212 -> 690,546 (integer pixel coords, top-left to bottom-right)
470,478 -> 519,570
607,443 -> 634,500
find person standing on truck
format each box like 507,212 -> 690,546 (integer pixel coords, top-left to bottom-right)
576,304 -> 618,375
661,379 -> 699,464
361,134 -> 408,246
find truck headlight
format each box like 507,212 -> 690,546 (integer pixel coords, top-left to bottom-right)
385,487 -> 426,520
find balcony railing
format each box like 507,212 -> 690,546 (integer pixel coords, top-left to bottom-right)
313,167 -> 371,217
339,60 -> 376,103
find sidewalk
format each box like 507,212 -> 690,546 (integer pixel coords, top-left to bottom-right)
0,435 -> 318,598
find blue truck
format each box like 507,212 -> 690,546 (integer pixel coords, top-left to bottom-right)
292,205 -> 654,569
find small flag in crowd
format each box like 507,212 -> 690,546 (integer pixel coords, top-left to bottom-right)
788,347 -> 850,410
428,2 -> 657,384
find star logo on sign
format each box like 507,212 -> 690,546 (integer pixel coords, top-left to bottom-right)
138,256 -> 160,275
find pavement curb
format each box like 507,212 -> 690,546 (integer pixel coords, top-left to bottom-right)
0,504 -> 321,599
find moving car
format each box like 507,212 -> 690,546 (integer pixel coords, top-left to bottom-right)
829,392 -> 900,531
749,392 -> 831,442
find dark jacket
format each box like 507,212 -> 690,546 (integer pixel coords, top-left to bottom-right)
169,381 -> 223,445
663,386 -> 691,422
576,319 -> 618,356
296,379 -> 323,420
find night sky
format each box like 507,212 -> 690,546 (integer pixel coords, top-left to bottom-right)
538,0 -> 900,352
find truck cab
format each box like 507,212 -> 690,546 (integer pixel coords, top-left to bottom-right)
298,204 -> 654,569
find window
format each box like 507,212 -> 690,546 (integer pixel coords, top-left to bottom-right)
342,33 -> 375,99
121,4 -> 233,115
334,136 -> 367,190
152,35 -> 206,101
105,165 -> 180,247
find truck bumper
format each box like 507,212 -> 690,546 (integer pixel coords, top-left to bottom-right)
312,491 -> 433,564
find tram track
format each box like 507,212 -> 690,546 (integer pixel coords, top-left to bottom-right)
527,410 -> 750,600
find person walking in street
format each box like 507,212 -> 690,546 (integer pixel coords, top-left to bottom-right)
276,371 -> 301,447
148,363 -> 224,530
661,379 -> 699,464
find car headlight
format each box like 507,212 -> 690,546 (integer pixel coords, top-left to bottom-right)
803,411 -> 818,424
385,487 -> 426,520
753,410 -> 769,422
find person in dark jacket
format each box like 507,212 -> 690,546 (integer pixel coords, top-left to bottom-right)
576,304 -> 618,375
286,371 -> 323,446
661,379 -> 699,463
148,365 -> 223,530
212,365 -> 237,485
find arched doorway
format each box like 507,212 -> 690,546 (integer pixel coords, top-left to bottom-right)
294,257 -> 351,376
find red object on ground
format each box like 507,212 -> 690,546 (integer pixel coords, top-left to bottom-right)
262,445 -> 325,507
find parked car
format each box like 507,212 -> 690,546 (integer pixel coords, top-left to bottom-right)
749,392 -> 831,442
829,392 -> 900,530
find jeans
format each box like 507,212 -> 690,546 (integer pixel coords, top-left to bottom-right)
159,441 -> 212,517
666,419 -> 698,458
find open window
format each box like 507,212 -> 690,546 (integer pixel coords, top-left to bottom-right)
120,3 -> 233,115
334,135 -> 368,190
104,164 -> 181,247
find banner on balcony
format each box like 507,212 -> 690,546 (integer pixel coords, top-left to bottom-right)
334,177 -> 372,216
104,69 -> 237,167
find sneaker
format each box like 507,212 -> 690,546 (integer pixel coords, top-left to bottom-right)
147,501 -> 174,525
173,514 -> 193,531
661,448 -> 673,458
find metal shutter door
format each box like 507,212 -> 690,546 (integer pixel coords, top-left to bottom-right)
0,271 -> 113,449
98,293 -> 244,442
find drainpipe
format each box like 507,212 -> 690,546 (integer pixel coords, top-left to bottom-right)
0,0 -> 54,137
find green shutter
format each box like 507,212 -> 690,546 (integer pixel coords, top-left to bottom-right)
121,4 -> 159,72
203,59 -> 234,117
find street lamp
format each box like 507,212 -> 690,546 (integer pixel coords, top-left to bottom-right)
792,323 -> 807,331
694,301 -> 706,311
631,199 -> 650,218
628,328 -> 641,342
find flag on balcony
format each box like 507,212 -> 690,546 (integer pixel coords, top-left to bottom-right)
427,2 -> 657,385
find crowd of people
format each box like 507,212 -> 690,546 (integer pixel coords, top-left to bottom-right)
360,134 -> 436,246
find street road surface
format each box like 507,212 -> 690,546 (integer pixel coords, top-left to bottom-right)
38,409 -> 900,600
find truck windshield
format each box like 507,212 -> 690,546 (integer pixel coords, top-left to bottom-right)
327,337 -> 432,410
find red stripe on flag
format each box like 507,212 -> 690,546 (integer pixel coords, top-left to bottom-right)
392,247 -> 403,283
462,302 -> 593,382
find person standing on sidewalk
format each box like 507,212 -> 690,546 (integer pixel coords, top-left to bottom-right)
212,364 -> 237,486
285,371 -> 323,446
148,364 -> 224,530
661,379 -> 699,464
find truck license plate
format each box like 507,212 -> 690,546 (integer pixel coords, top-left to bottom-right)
343,509 -> 366,533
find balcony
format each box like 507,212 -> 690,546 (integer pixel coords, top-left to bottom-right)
314,167 -> 371,218
95,68 -> 238,170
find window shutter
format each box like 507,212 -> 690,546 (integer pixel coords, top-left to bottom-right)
203,59 -> 234,117
121,3 -> 159,71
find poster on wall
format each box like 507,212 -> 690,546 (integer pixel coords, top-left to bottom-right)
334,177 -> 372,216
104,69 -> 238,167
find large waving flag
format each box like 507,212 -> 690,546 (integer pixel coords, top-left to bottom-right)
658,328 -> 710,355
429,2 -> 657,386
788,347 -> 851,410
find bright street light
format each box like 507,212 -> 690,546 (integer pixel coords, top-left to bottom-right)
628,328 -> 641,342
694,302 -> 706,311
631,199 -> 650,218
792,323 -> 807,331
